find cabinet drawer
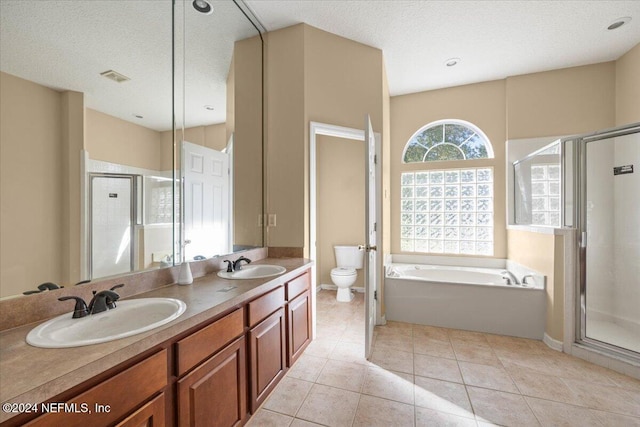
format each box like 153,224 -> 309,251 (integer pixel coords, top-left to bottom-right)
248,286 -> 284,327
286,271 -> 310,301
175,307 -> 244,376
25,350 -> 168,427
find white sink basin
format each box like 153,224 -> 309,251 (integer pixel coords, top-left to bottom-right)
217,264 -> 286,280
26,298 -> 187,348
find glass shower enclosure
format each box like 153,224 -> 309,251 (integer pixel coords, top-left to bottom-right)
576,123 -> 640,357
513,122 -> 640,360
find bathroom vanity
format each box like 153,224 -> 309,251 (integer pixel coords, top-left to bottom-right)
0,258 -> 312,427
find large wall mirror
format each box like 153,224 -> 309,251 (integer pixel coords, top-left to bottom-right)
0,0 -> 263,298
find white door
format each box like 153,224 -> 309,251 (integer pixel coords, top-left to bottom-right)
90,174 -> 134,279
364,115 -> 379,359
183,141 -> 231,260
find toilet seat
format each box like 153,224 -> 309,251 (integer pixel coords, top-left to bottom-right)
331,267 -> 356,276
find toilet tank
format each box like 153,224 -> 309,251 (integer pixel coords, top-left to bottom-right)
334,245 -> 364,269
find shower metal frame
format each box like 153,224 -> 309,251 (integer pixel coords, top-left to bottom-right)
573,122 -> 640,361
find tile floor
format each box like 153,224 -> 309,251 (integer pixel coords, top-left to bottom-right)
247,290 -> 640,427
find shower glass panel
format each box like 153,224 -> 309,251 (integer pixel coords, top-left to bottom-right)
514,141 -> 561,227
582,128 -> 640,354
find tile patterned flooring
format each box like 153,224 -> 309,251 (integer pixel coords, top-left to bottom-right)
247,290 -> 640,427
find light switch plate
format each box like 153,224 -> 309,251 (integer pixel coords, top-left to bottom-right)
268,214 -> 276,227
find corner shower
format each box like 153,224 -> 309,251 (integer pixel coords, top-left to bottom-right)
514,122 -> 640,360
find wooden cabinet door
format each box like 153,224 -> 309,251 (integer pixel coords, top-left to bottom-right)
248,307 -> 286,413
177,337 -> 247,427
287,290 -> 311,366
115,393 -> 165,427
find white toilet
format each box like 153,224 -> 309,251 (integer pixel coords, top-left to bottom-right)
330,245 -> 364,302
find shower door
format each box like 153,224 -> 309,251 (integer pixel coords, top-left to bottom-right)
579,124 -> 640,356
89,174 -> 137,279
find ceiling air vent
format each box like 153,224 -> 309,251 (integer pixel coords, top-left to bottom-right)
100,70 -> 130,83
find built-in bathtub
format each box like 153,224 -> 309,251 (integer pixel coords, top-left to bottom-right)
385,262 -> 546,339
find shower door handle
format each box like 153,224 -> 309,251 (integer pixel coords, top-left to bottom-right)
580,231 -> 587,248
358,245 -> 377,252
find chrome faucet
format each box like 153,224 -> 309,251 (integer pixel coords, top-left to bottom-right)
501,270 -> 520,285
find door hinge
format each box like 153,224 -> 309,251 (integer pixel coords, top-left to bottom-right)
374,222 -> 377,232
374,290 -> 377,300
374,154 -> 377,164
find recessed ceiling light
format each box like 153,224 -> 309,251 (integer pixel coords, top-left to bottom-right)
445,58 -> 460,67
608,17 -> 631,30
133,114 -> 143,119
192,0 -> 213,15
204,105 -> 215,111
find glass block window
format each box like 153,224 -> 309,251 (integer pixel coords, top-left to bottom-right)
403,120 -> 494,163
401,168 -> 494,255
531,164 -> 561,226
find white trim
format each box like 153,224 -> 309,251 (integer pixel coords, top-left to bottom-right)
543,333 -> 564,352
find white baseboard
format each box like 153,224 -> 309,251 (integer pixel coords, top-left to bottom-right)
319,284 -> 365,293
543,333 -> 563,352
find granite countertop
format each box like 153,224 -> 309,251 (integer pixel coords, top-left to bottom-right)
0,258 -> 312,423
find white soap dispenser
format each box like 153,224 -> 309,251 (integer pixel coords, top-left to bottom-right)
178,239 -> 193,285
178,261 -> 193,285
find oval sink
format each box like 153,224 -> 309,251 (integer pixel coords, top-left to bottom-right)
27,298 -> 187,348
217,264 -> 286,280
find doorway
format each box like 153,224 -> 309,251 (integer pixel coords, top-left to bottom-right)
310,121 -> 382,359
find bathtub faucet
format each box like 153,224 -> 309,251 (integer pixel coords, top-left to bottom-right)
501,270 -> 520,285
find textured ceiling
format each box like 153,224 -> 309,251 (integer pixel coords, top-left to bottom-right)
246,0 -> 640,96
2,1 -> 639,131
0,0 -> 259,131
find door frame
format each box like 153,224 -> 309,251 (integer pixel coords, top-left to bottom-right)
309,122 -> 383,336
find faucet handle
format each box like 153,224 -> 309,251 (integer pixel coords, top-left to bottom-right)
502,276 -> 513,285
522,274 -> 535,285
110,283 -> 125,292
223,260 -> 233,272
74,279 -> 91,286
89,290 -> 120,315
58,296 -> 89,318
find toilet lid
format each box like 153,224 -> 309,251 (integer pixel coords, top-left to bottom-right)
331,267 -> 356,276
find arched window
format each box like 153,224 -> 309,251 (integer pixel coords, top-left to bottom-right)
403,120 -> 493,163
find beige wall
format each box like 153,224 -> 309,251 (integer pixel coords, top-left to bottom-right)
0,72 -> 64,297
265,25 -> 306,249
507,230 -> 564,340
86,109 -> 163,171
615,42 -> 640,126
505,62 -> 616,139
317,135 -> 365,287
265,24 -> 385,261
181,123 -> 227,151
61,91 -> 84,285
390,80 -> 508,258
234,35 -> 264,248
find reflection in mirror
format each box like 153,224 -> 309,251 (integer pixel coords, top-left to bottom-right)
0,0 -> 264,298
174,0 -> 264,263
513,141 -> 562,227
